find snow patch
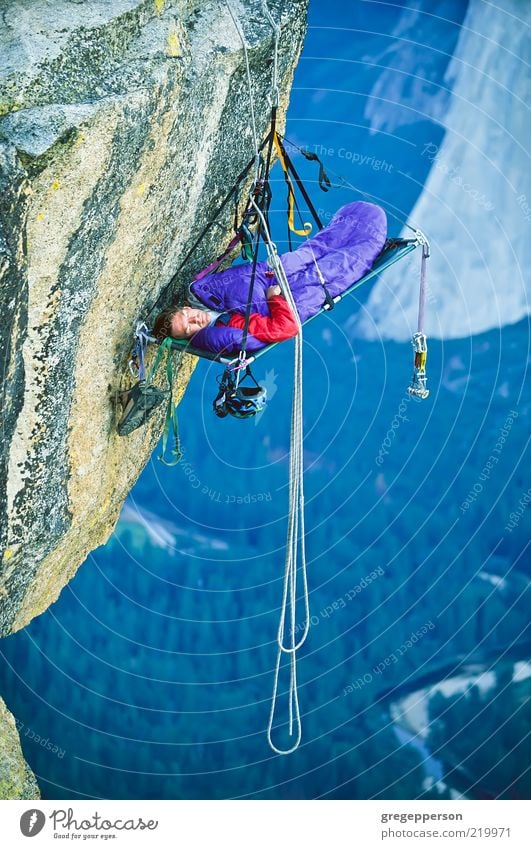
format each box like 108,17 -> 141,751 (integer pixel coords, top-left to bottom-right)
477,571 -> 507,590
120,502 -> 228,553
513,661 -> 531,683
391,668 -> 498,739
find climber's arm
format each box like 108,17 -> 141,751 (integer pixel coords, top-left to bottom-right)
227,287 -> 299,343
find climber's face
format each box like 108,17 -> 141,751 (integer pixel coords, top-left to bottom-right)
170,306 -> 211,338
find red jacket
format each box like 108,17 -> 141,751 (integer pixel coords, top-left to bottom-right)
218,295 -> 298,343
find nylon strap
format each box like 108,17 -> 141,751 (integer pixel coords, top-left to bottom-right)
299,148 -> 332,192
159,350 -> 182,466
239,223 -> 254,262
143,337 -> 182,466
149,133 -> 274,320
273,134 -> 312,237
193,232 -> 242,281
273,134 -> 334,309
276,136 -> 325,231
144,336 -> 172,386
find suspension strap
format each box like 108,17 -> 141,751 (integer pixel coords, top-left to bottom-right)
407,233 -> 430,400
273,133 -> 334,310
240,229 -> 263,359
225,0 -> 277,370
142,337 -> 183,464
298,147 -> 332,193
262,107 -> 277,231
239,111 -> 277,361
159,346 -> 183,466
148,132 -> 274,322
275,137 -> 325,231
273,134 -> 312,237
239,223 -> 254,262
193,233 -> 242,281
417,235 -> 429,335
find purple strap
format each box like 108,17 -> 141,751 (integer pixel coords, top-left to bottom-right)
193,233 -> 242,281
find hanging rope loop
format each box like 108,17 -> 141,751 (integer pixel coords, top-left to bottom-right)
248,196 -> 310,755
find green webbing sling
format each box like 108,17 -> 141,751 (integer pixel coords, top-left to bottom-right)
145,337 -> 182,466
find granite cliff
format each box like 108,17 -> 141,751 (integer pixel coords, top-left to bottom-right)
0,0 -> 307,634
0,0 -> 307,796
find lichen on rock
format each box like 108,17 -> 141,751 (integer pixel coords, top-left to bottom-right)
0,697 -> 40,799
0,0 -> 308,636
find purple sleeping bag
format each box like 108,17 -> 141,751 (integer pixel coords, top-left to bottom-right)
189,201 -> 387,354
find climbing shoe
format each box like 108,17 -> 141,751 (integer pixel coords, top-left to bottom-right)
116,382 -> 168,436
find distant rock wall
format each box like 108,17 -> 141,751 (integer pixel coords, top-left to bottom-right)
353,0 -> 530,341
0,0 -> 308,636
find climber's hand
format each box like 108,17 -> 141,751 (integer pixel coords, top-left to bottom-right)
266,284 -> 282,298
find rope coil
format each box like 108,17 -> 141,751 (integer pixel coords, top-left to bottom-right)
249,198 -> 310,755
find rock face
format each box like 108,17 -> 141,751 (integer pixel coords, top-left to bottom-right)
353,0 -> 530,341
0,0 -> 308,636
0,697 -> 40,799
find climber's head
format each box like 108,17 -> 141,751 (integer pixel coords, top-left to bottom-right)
153,305 -> 211,340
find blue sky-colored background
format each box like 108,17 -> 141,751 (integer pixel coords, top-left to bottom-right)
1,0 -> 529,801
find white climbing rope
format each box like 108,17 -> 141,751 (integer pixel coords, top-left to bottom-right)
226,2 -> 310,754
225,1 -> 261,183
261,0 -> 280,107
249,197 -> 310,755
